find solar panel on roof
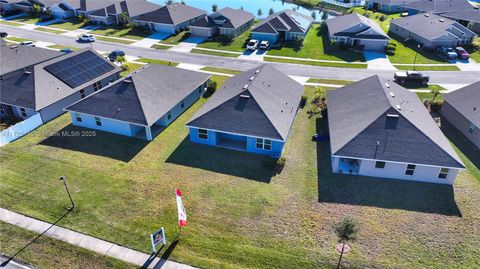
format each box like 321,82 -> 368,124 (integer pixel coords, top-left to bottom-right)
44,50 -> 114,88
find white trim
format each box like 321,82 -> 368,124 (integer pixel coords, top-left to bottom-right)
332,154 -> 465,170
186,125 -> 284,142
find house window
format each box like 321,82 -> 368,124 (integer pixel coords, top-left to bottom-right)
438,168 -> 449,179
198,87 -> 202,93
468,124 -> 476,134
80,89 -> 86,98
93,81 -> 102,91
167,113 -> 172,120
74,113 -> 82,122
198,129 -> 208,139
181,102 -> 185,109
95,117 -> 102,126
405,164 -> 416,176
375,161 -> 386,169
20,108 -> 27,117
256,138 -> 272,150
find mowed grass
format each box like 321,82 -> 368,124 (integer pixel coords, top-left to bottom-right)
11,15 -> 41,24
5,36 -> 35,43
95,36 -> 135,44
0,222 -> 135,269
47,44 -> 80,51
1,82 -> 480,269
268,24 -> 365,62
136,57 -> 179,66
200,67 -> 242,75
307,78 -> 354,85
386,34 -> 448,64
90,25 -> 149,40
0,20 -> 23,26
467,37 -> 480,62
151,44 -> 172,50
394,65 -> 460,71
197,24 -> 253,52
191,48 -> 240,58
264,56 -> 368,68
34,27 -> 67,34
49,18 -> 91,31
159,31 -> 190,45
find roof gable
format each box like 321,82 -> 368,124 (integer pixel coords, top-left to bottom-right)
444,81 -> 480,127
135,3 -> 206,25
252,9 -> 313,34
0,67 -> 36,109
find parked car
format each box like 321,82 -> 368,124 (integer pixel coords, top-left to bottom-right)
246,39 -> 259,50
78,34 -> 95,42
60,48 -> 74,54
259,41 -> 270,50
0,32 -> 7,38
0,9 -> 21,17
454,47 -> 470,60
39,14 -> 54,22
107,50 -> 125,62
394,71 -> 429,85
437,47 -> 457,59
19,41 -> 35,47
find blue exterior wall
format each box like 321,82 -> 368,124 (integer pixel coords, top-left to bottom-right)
70,112 -> 143,137
286,31 -> 308,41
188,127 -> 285,157
251,32 -> 279,44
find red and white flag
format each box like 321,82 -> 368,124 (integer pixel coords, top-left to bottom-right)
175,189 -> 187,227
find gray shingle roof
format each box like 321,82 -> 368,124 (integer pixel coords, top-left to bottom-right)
0,45 -> 62,76
65,64 -> 211,126
390,13 -> 476,40
187,64 -> 304,141
0,48 -> 120,111
252,9 -> 313,34
214,7 -> 254,29
404,0 -> 473,13
326,13 -> 389,39
367,0 -> 413,5
135,3 -> 206,25
327,75 -> 464,168
441,7 -> 480,23
444,81 -> 480,128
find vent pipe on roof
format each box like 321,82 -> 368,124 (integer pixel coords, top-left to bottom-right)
243,84 -> 248,89
24,70 -> 31,75
124,79 -> 132,83
389,91 -> 395,98
249,76 -> 255,81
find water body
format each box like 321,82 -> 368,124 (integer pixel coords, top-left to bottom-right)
150,0 -> 335,19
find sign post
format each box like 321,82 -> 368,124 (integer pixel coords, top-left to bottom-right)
176,189 -> 187,232
150,227 -> 166,253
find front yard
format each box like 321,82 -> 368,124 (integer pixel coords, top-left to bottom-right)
197,25 -> 253,52
0,80 -> 479,269
48,17 -> 91,31
267,24 -> 365,62
90,25 -> 150,41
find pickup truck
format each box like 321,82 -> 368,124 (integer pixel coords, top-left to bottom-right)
394,71 -> 429,85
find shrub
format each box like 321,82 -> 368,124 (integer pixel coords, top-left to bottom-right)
300,95 -> 308,108
276,157 -> 286,168
203,80 -> 217,98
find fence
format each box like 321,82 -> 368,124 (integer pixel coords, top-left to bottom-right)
0,113 -> 43,146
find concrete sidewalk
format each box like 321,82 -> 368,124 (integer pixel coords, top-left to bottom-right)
0,208 -> 196,269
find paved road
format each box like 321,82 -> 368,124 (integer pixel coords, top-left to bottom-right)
0,255 -> 36,269
2,25 -> 479,84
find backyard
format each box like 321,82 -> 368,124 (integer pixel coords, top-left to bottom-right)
0,81 -> 479,269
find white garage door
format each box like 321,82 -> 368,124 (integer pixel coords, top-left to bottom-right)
190,27 -> 213,37
363,40 -> 387,51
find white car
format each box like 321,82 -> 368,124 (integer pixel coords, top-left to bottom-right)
259,41 -> 270,50
20,41 -> 35,47
78,34 -> 96,42
246,39 -> 259,50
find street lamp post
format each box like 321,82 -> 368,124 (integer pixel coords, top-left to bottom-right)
413,43 -> 422,71
59,176 -> 75,209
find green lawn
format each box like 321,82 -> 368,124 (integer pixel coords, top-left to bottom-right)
90,25 -> 150,41
191,48 -> 240,58
197,25 -> 253,52
151,44 -> 172,50
136,58 -> 179,66
268,24 -> 365,62
2,79 -> 479,269
386,34 -> 448,64
49,18 -> 91,31
350,7 -> 401,33
47,44 -> 80,51
11,15 -> 41,24
394,65 -> 460,71
200,67 -> 241,75
0,20 -> 23,26
264,56 -> 368,68
467,37 -> 480,62
95,36 -> 135,44
159,31 -> 190,45
34,27 -> 67,34
0,222 -> 135,269
307,78 -> 354,85
5,36 -> 35,43
120,62 -> 144,77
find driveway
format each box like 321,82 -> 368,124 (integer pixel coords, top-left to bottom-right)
132,32 -> 170,48
238,49 -> 266,61
456,59 -> 480,71
363,51 -> 396,70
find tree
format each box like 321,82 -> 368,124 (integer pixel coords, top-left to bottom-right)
240,6 -> 244,11
165,0 -> 173,4
212,4 -> 218,12
116,55 -> 127,64
257,9 -> 263,17
181,0 -> 185,4
311,11 -> 317,21
309,87 -> 327,116
269,8 -> 274,15
333,216 -> 359,269
321,11 -> 328,21
32,4 -> 42,15
119,12 -> 129,25
430,87 -> 441,103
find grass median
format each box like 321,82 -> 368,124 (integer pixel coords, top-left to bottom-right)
264,56 -> 368,68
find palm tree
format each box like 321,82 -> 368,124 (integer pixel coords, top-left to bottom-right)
212,4 -> 218,12
431,87 -> 441,103
269,8 -> 274,15
257,9 -> 263,17
333,216 -> 359,269
119,12 -> 129,25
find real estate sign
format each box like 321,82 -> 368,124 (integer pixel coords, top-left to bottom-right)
176,189 -> 187,227
150,227 -> 166,253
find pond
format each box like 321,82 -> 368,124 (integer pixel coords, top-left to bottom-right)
150,0 -> 336,20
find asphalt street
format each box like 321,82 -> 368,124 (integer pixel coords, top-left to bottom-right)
1,25 -> 479,84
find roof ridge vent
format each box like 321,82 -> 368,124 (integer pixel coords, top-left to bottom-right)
396,105 -> 402,110
424,13 -> 429,17
385,82 -> 390,88
243,84 -> 248,89
249,76 -> 255,81
123,78 -> 132,83
439,19 -> 444,22
255,69 -> 260,74
24,70 -> 31,75
389,91 -> 395,98
240,94 -> 250,98
387,114 -> 399,118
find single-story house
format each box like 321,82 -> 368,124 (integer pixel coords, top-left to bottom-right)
133,3 -> 206,34
251,9 -> 314,44
0,0 -> 25,11
186,64 -> 304,157
327,75 -> 465,185
65,64 -> 211,141
325,13 -> 390,51
86,0 -> 161,25
442,81 -> 480,149
0,48 -> 120,124
441,7 -> 480,34
404,0 -> 473,15
365,0 -> 411,13
0,45 -> 62,76
189,7 -> 254,37
390,13 -> 477,48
